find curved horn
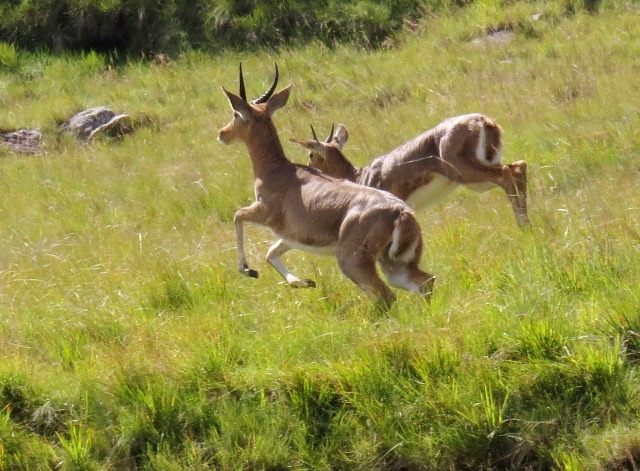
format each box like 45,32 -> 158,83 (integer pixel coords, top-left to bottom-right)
238,63 -> 247,102
251,63 -> 279,104
310,124 -> 319,142
325,123 -> 335,143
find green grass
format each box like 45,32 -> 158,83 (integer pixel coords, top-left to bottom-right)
2,1 -> 640,469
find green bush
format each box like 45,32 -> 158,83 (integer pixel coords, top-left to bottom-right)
0,41 -> 19,70
0,0 -> 425,55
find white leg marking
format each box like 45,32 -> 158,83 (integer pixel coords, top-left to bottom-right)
266,239 -> 299,283
389,225 -> 402,258
235,220 -> 248,270
388,225 -> 419,263
383,268 -> 422,292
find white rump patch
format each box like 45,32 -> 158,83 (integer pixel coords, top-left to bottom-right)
389,226 -> 419,263
475,123 -> 503,166
389,226 -> 402,258
476,125 -> 487,163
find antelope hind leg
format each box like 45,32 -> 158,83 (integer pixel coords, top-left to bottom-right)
380,259 -> 436,302
338,252 -> 396,311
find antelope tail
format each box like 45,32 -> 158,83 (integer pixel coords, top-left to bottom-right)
388,211 -> 422,263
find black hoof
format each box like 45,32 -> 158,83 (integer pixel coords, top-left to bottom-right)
241,266 -> 259,278
290,279 -> 316,288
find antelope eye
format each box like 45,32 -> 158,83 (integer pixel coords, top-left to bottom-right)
233,111 -> 243,120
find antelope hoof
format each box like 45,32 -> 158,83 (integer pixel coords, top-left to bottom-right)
240,266 -> 259,278
420,276 -> 436,299
290,279 -> 316,288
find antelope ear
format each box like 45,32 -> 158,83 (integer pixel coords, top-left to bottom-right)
222,86 -> 251,121
267,84 -> 293,116
289,137 -> 326,154
333,124 -> 349,149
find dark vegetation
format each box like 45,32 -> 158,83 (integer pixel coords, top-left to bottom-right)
0,0 -> 431,56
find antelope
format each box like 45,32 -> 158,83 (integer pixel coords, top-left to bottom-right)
296,116 -> 529,227
217,65 -> 435,310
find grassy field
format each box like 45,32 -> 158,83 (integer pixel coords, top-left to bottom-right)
1,0 -> 640,469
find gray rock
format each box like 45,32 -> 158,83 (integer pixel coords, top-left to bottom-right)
0,128 -> 42,154
471,29 -> 515,46
60,106 -> 130,141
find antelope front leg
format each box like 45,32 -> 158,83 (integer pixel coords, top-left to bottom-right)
464,161 -> 530,228
266,239 -> 316,288
234,202 -> 268,279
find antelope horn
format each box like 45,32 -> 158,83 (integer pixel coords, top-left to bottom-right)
310,124 -> 319,142
252,63 -> 279,104
239,63 -> 247,101
325,123 -> 335,143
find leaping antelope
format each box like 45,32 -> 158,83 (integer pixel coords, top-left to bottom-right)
217,65 -> 435,310
297,116 -> 529,227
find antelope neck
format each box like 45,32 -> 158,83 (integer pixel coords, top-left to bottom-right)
245,123 -> 291,178
334,153 -> 358,181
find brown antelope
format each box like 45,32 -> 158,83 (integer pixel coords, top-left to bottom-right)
296,116 -> 529,227
217,65 -> 435,310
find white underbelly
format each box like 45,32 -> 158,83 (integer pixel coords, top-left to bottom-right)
282,238 -> 337,256
463,182 -> 498,193
405,174 -> 460,210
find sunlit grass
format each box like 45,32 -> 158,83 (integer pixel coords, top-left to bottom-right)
1,2 -> 640,468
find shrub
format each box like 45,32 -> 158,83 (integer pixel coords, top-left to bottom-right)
0,41 -> 19,70
0,0 -> 425,55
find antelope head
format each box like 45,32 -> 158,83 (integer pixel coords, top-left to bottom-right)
218,63 -> 292,145
291,124 -> 353,179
